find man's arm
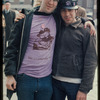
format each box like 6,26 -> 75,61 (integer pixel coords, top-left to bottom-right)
4,18 -> 24,91
76,91 -> 87,100
4,19 -> 23,76
81,17 -> 96,35
14,8 -> 30,22
6,76 -> 16,91
76,28 -> 97,100
84,21 -> 96,35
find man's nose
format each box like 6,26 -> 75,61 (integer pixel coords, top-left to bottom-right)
48,0 -> 54,4
65,11 -> 70,16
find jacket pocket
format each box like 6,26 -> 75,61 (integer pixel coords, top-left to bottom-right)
73,55 -> 83,71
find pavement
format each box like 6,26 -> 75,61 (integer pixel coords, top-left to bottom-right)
3,65 -> 98,100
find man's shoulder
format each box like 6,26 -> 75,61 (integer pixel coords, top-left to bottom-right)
21,6 -> 40,15
75,18 -> 90,35
20,8 -> 36,16
78,25 -> 90,36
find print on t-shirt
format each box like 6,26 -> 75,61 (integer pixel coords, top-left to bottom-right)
33,28 -> 54,50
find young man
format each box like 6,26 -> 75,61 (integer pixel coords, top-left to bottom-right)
3,0 -> 15,48
2,1 -> 6,54
4,0 -> 95,100
4,0 -> 58,100
52,0 -> 97,100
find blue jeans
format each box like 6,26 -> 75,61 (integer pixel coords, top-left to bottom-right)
16,74 -> 53,100
52,78 -> 80,100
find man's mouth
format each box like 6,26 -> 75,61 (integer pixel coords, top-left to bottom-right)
47,5 -> 53,9
64,16 -> 71,20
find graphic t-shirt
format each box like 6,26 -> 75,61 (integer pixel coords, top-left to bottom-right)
18,13 -> 56,78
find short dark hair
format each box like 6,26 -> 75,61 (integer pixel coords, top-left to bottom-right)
5,0 -> 10,4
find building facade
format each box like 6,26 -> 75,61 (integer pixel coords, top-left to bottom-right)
78,0 -> 97,19
4,0 -> 97,19
7,0 -> 33,10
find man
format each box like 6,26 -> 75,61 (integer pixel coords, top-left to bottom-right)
4,0 -> 58,100
2,0 -> 5,11
2,1 -> 6,52
33,0 -> 87,18
4,0 -> 95,100
52,0 -> 97,100
3,0 -> 15,48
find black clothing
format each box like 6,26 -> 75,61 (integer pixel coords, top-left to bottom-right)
3,10 -> 15,43
52,18 -> 97,93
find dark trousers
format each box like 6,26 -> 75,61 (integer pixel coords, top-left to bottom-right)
52,78 -> 80,100
16,74 -> 53,100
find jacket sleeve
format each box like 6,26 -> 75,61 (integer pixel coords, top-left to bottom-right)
79,28 -> 97,94
4,19 -> 24,76
81,17 -> 95,26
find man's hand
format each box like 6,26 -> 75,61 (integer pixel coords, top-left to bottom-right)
15,10 -> 25,22
6,75 -> 16,91
76,91 -> 87,100
84,21 -> 96,35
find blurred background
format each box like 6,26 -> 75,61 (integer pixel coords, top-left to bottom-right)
4,0 -> 97,19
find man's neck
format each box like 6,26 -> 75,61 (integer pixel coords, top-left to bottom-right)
66,18 -> 77,26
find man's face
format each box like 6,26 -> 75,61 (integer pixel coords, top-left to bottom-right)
5,2 -> 11,10
2,4 -> 5,11
39,0 -> 59,14
61,9 -> 77,25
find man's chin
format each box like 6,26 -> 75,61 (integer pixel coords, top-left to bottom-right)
65,21 -> 72,25
46,9 -> 54,14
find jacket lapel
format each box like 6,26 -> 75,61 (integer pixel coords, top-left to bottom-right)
18,11 -> 34,68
